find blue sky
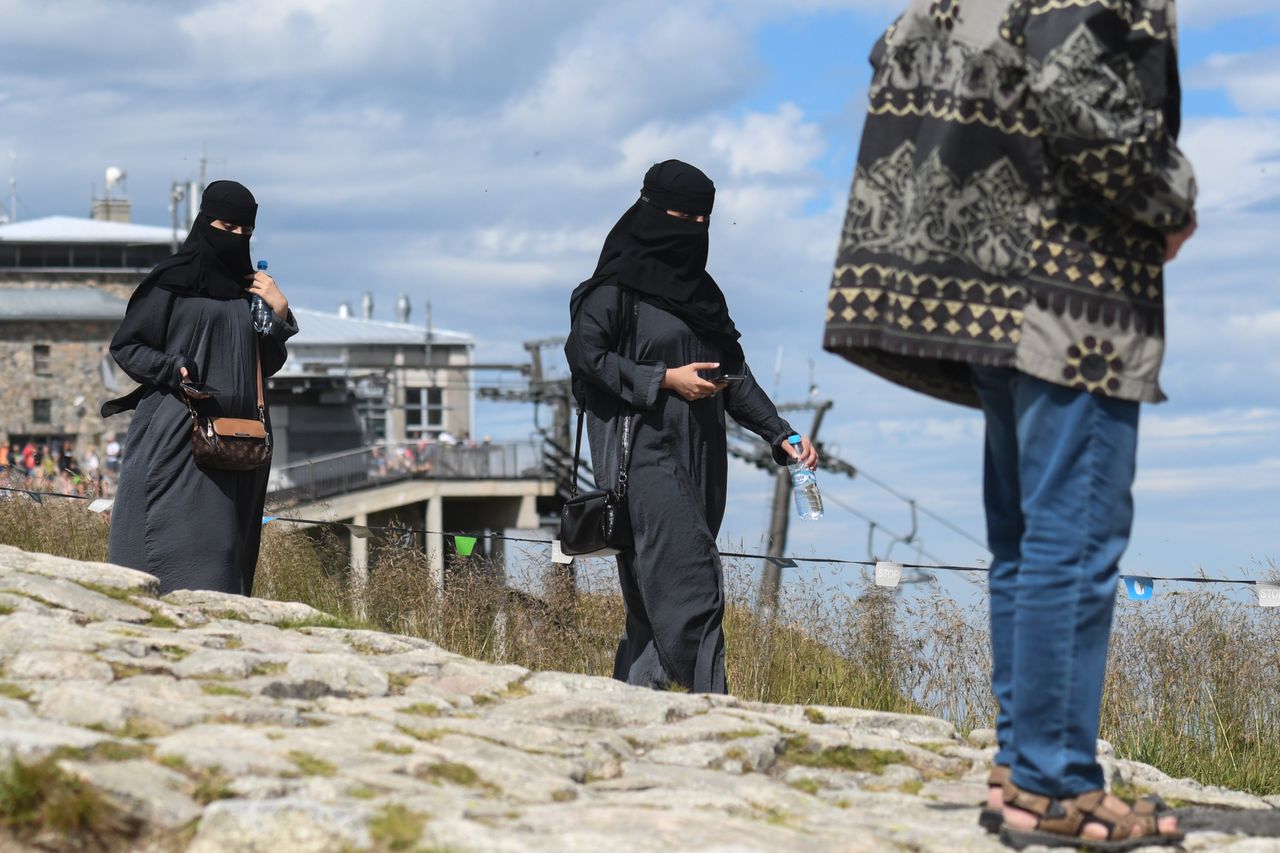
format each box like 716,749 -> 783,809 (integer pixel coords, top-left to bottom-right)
1,0 -> 1276,591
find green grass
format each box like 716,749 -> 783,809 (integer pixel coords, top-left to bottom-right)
287,751 -> 337,777
374,741 -> 413,756
803,708 -> 828,724
415,761 -> 494,793
781,737 -> 907,775
201,683 -> 250,698
0,683 -> 31,702
0,757 -> 137,842
369,803 -> 427,851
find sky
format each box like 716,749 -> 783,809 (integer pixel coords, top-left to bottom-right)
1,0 -> 1276,592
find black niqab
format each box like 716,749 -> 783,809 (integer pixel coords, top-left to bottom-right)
571,160 -> 745,370
145,180 -> 259,302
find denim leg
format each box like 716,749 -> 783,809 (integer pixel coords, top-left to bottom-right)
1010,374 -> 1139,797
969,366 -> 1023,771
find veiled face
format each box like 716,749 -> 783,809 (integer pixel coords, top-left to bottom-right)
209,219 -> 254,237
665,208 -> 708,223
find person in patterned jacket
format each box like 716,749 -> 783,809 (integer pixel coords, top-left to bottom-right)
824,1 -> 1194,849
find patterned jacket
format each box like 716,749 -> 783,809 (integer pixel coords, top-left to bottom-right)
823,0 -> 1196,406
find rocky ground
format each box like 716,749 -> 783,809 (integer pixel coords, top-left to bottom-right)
0,543 -> 1277,852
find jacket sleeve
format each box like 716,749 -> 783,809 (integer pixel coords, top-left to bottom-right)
108,285 -> 196,390
724,364 -> 796,466
1022,0 -> 1196,233
565,285 -> 666,410
260,308 -> 299,378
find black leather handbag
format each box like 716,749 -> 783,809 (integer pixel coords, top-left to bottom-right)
559,297 -> 638,557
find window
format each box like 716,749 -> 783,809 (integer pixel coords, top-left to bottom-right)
356,399 -> 387,443
32,399 -> 51,424
32,345 -> 51,376
404,387 -> 445,437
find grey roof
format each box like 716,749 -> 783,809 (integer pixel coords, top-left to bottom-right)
290,307 -> 473,347
0,216 -> 175,245
0,286 -> 127,321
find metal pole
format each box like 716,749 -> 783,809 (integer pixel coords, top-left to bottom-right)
759,400 -> 832,612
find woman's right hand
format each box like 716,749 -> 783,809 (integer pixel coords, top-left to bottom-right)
662,362 -> 724,402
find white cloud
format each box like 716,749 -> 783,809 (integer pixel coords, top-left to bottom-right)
1191,49 -> 1280,115
712,103 -> 826,176
1177,117 -> 1280,213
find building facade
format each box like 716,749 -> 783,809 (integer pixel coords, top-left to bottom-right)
0,215 -> 174,457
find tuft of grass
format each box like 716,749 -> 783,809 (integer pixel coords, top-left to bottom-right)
781,737 -> 907,775
788,778 -> 825,796
899,779 -> 924,795
78,582 -> 136,603
108,662 -> 147,681
0,604 -> 15,616
369,803 -> 428,851
201,683 -> 250,698
0,683 -> 31,702
803,708 -> 828,725
287,751 -> 337,777
415,761 -> 493,792
191,771 -> 235,804
374,741 -> 413,756
347,784 -> 379,800
550,789 -> 577,802
717,729 -> 765,742
401,703 -> 441,718
397,725 -> 446,743
0,756 -> 137,841
144,611 -> 178,629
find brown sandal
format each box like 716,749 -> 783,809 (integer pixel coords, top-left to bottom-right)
979,765 -> 1010,834
998,780 -> 1185,851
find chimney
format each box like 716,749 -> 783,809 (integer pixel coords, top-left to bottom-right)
91,166 -> 132,222
395,293 -> 411,324
337,301 -> 352,319
361,291 -> 374,321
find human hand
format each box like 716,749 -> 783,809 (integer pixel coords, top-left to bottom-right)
1164,215 -> 1197,263
782,435 -> 819,470
662,362 -> 723,402
244,270 -> 289,318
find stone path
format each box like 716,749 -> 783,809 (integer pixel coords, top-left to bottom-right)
0,543 -> 1276,851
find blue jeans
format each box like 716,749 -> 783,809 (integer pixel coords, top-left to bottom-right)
970,366 -> 1139,797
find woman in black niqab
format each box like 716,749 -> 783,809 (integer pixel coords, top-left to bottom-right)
102,180 -> 299,596
565,160 -> 818,694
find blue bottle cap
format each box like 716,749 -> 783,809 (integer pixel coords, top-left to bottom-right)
257,260 -> 268,270
788,435 -> 802,445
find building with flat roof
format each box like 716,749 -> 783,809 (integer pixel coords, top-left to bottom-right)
268,305 -> 475,462
0,211 -> 172,456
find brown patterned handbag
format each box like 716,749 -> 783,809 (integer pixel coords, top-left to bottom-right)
182,342 -> 272,472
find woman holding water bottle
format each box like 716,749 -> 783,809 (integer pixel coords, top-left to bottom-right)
566,160 -> 818,694
101,180 -> 297,596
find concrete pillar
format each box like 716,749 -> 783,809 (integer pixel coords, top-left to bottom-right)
350,512 -> 369,585
425,496 -> 444,589
515,494 -> 539,529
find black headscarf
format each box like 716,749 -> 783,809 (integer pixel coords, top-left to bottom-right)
145,180 -> 259,301
570,160 -> 745,370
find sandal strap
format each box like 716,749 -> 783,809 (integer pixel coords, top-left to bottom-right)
1002,781 -> 1175,842
987,765 -> 1011,787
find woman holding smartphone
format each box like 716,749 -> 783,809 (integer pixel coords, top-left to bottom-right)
565,160 -> 818,694
102,181 -> 297,596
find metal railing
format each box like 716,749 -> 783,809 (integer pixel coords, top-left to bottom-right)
268,440 -> 547,505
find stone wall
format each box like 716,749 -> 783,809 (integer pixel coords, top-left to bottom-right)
0,272 -> 140,301
0,544 -> 1276,852
0,320 -> 130,447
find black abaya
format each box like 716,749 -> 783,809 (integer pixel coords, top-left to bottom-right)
567,283 -> 793,693
105,286 -> 296,594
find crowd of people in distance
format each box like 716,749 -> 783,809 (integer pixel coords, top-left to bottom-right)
0,437 -> 119,496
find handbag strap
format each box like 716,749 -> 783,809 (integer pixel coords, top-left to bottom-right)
568,291 -> 639,499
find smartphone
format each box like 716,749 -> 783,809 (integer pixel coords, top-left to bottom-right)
716,374 -> 747,385
180,382 -> 219,400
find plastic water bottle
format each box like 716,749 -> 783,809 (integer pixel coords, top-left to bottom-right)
251,259 -> 272,333
788,435 -> 823,520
